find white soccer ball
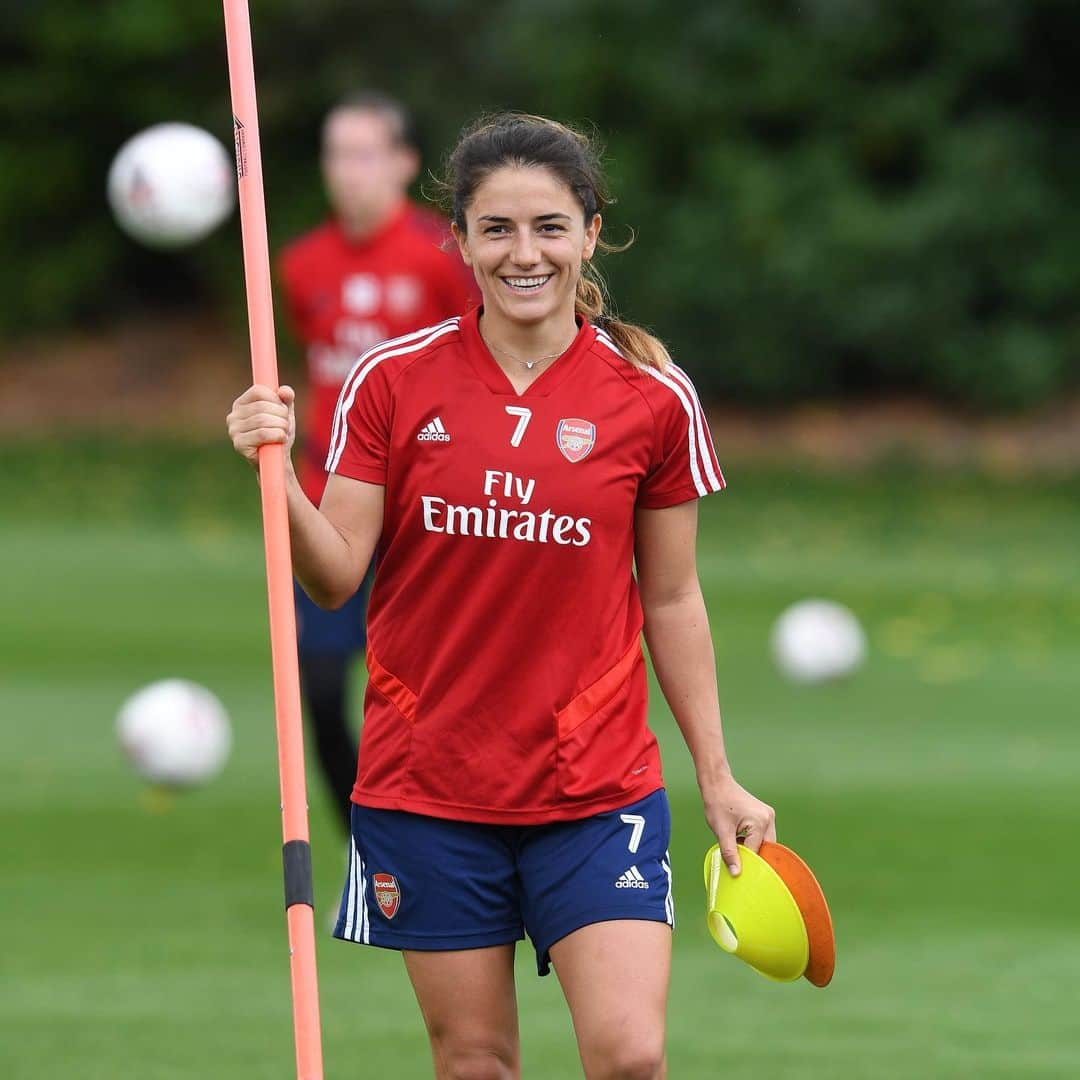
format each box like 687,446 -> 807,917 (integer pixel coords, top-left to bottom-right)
771,599 -> 867,684
117,679 -> 232,787
107,123 -> 235,248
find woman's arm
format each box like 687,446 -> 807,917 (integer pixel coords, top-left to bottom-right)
635,500 -> 775,875
227,384 -> 383,609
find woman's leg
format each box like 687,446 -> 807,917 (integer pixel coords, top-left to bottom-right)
404,945 -> 521,1080
549,920 -> 671,1080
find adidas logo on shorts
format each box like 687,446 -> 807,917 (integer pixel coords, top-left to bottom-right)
417,416 -> 451,442
615,865 -> 650,889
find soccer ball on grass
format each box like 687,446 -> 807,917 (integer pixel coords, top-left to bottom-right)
117,679 -> 231,788
770,599 -> 867,684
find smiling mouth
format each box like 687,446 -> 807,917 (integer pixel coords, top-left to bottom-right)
501,274 -> 552,294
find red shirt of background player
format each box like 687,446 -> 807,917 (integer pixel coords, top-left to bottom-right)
278,203 -> 477,504
328,308 -> 724,823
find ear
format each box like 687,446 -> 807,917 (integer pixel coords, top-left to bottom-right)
451,221 -> 473,267
582,213 -> 602,262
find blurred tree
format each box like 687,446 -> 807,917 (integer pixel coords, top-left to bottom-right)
2,0 -> 1078,408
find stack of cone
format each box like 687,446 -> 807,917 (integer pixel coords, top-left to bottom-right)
703,841 -> 835,987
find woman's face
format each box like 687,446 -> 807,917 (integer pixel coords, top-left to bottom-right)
453,165 -> 601,330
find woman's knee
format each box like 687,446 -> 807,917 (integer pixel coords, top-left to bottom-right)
584,1038 -> 665,1080
437,1041 -> 519,1080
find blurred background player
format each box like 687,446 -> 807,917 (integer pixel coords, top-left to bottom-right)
278,91 -> 477,829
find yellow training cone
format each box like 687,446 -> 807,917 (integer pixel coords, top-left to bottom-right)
703,844 -> 809,983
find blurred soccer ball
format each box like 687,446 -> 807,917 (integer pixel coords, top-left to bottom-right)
107,123 -> 235,248
771,600 -> 867,684
117,679 -> 231,787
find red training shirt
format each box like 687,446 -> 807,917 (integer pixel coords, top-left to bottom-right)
328,308 -> 724,824
278,201 -> 477,504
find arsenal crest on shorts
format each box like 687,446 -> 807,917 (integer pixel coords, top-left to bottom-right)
557,418 -> 596,463
372,873 -> 401,919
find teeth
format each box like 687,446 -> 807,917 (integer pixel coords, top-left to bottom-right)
505,276 -> 550,288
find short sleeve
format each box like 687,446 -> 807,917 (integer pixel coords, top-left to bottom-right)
637,364 -> 725,508
324,352 -> 393,486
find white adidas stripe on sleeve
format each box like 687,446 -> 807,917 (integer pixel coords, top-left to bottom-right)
327,319 -> 455,469
667,363 -> 723,491
595,329 -> 720,497
327,318 -> 459,473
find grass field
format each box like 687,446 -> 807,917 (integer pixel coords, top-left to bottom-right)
2,440 -> 1079,1079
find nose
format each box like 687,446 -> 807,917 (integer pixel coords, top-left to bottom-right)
510,226 -> 540,268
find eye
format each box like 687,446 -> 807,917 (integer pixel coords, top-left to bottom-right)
539,223 -> 566,233
483,224 -> 508,235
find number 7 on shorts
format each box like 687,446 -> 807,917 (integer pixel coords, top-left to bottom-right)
620,813 -> 645,853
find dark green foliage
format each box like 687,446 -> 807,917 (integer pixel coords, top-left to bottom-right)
3,0 -> 1078,407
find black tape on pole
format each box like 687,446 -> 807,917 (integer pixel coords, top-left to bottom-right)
282,839 -> 315,909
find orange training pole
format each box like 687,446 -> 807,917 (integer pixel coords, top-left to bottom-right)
221,3 -> 324,1077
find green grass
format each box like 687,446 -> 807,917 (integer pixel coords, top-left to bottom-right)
2,441 -> 1079,1078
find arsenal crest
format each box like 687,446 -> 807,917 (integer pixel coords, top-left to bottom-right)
557,418 -> 596,463
372,873 -> 401,920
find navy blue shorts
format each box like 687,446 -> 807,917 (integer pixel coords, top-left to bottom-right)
332,789 -> 674,975
294,575 -> 369,656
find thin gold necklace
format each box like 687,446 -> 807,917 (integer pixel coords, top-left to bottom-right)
481,329 -> 577,371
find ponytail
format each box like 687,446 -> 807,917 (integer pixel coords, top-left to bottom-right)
576,263 -> 670,373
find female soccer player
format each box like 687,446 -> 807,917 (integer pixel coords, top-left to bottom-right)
228,114 -> 775,1080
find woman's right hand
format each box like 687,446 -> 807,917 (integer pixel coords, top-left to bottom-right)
227,384 -> 296,470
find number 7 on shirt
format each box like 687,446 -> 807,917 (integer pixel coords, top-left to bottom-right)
505,405 -> 532,447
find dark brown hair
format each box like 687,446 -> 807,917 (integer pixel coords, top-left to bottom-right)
323,90 -> 418,152
439,113 -> 669,371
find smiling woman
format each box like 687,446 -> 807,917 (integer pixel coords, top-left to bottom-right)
439,113 -> 670,393
454,165 -> 595,387
227,112 -> 770,1080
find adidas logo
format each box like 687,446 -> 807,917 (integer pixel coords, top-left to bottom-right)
615,866 -> 650,889
417,416 -> 451,442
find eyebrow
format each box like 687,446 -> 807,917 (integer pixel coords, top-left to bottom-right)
476,213 -> 573,223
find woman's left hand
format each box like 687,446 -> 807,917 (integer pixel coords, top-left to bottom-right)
701,773 -> 776,877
